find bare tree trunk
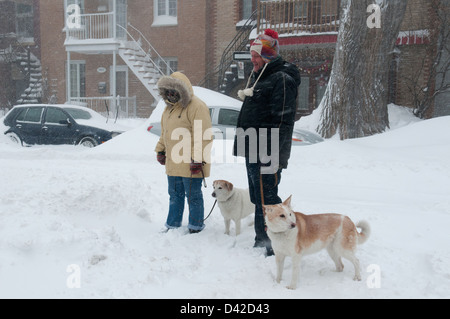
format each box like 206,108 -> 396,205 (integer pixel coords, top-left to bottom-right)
318,0 -> 408,140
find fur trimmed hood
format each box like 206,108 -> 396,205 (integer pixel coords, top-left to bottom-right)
157,72 -> 194,108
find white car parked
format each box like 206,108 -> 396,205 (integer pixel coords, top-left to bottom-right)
147,86 -> 324,145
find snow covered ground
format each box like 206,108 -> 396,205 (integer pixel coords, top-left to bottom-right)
0,105 -> 449,299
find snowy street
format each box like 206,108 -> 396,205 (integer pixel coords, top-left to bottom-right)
1,106 -> 449,299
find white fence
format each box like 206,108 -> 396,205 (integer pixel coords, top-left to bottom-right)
69,96 -> 137,119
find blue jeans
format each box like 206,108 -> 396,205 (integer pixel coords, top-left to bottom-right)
166,176 -> 205,231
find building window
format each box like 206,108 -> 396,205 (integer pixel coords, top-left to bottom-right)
69,61 -> 86,98
16,3 -> 34,40
153,0 -> 177,26
64,0 -> 85,19
242,0 -> 253,20
158,0 -> 177,16
64,0 -> 84,32
157,57 -> 178,75
116,0 -> 128,39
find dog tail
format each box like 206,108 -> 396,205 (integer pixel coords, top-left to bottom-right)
356,220 -> 370,245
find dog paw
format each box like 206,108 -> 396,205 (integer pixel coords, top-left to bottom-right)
286,284 -> 297,290
353,275 -> 362,281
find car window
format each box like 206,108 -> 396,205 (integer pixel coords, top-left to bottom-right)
218,108 -> 239,126
15,108 -> 27,122
16,107 -> 44,123
6,108 -> 26,125
45,108 -> 68,124
64,108 -> 92,120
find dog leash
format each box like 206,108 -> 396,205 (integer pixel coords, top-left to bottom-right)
203,199 -> 217,222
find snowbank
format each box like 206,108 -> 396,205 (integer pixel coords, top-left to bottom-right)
295,103 -> 421,136
0,109 -> 449,299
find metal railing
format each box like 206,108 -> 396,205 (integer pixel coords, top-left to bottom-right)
69,96 -> 137,119
199,10 -> 257,90
123,23 -> 174,76
257,0 -> 341,35
66,12 -> 114,41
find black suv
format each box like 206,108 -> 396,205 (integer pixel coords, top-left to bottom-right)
3,104 -> 122,147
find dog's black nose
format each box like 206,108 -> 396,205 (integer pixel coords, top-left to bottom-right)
212,192 -> 216,198
290,223 -> 296,229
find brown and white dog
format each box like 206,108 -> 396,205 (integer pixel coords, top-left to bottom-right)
263,195 -> 370,290
212,180 -> 255,236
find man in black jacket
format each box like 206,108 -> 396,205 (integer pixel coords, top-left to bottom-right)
233,29 -> 301,256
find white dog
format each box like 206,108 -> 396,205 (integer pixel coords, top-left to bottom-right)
263,195 -> 370,290
212,180 -> 255,236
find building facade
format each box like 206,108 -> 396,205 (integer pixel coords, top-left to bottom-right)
1,0 -> 447,120
33,0 -> 249,117
220,0 -> 448,119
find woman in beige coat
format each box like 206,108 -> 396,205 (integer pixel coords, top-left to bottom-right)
155,72 -> 213,233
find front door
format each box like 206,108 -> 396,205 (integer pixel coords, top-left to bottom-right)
110,65 -> 128,97
110,0 -> 127,39
110,65 -> 128,115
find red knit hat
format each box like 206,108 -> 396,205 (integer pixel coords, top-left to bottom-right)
250,29 -> 280,63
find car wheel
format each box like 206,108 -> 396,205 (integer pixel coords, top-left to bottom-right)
6,132 -> 23,146
79,136 -> 98,148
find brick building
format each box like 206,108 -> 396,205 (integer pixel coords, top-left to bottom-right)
219,0 -> 449,119
0,0 -> 41,109
39,0 -> 243,117
1,0 -> 448,119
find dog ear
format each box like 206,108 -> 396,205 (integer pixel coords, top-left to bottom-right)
226,181 -> 234,191
284,195 -> 292,207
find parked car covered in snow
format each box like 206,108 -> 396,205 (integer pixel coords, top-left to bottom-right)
147,86 -> 324,146
2,104 -> 123,147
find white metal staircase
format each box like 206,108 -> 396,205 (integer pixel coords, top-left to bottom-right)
118,24 -> 173,101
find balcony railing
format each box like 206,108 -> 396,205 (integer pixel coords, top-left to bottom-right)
257,0 -> 341,35
66,12 -> 114,41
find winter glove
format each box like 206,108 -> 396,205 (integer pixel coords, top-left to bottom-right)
190,161 -> 203,175
157,152 -> 166,165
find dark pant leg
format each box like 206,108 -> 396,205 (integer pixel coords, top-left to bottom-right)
246,159 -> 282,252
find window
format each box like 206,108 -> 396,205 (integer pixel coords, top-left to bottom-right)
45,108 -> 68,124
65,0 -> 84,13
153,0 -> 177,26
157,58 -> 178,75
218,109 -> 239,126
69,61 -> 86,98
16,3 -> 34,40
158,0 -> 177,16
116,0 -> 127,39
242,0 -> 253,20
64,0 -> 85,23
16,107 -> 44,123
64,108 -> 92,120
